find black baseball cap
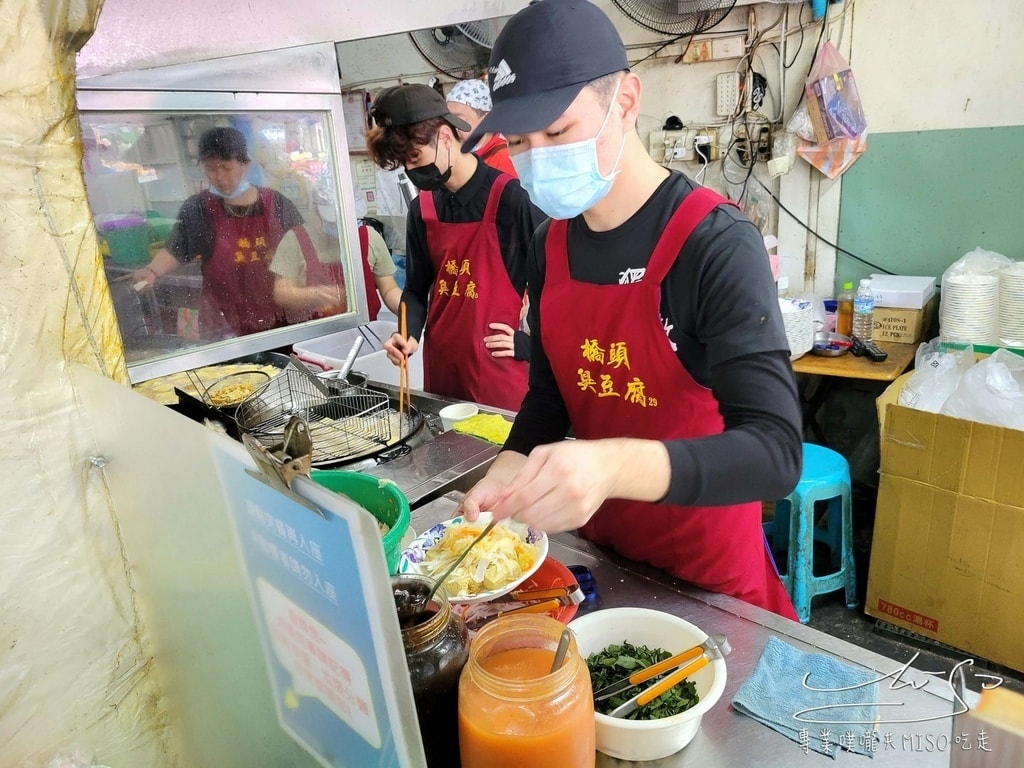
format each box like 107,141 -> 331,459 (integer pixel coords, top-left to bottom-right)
371,84 -> 472,132
464,0 -> 628,150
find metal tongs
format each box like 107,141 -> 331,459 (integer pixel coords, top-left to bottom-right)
464,583 -> 585,631
596,633 -> 731,719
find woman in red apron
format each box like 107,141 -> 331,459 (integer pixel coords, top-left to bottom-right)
199,186 -> 288,338
365,84 -> 541,413
130,126 -> 304,340
418,175 -> 528,411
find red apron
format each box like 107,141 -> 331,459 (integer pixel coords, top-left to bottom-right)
201,188 -> 287,338
356,224 -> 382,320
541,187 -> 797,620
419,174 -> 529,411
290,223 -> 346,321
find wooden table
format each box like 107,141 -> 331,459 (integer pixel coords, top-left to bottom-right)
792,341 -> 919,445
792,340 -> 918,381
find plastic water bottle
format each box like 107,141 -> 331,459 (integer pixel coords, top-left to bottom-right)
852,278 -> 874,341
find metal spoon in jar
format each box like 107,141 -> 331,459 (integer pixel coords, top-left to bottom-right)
550,628 -> 573,674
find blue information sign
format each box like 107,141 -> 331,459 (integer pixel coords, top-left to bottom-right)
211,440 -> 424,768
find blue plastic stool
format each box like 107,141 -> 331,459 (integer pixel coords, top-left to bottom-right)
763,443 -> 857,624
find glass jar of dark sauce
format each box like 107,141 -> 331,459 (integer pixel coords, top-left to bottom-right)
392,574 -> 469,768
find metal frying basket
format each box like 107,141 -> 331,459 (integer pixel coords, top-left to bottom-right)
235,369 -> 392,466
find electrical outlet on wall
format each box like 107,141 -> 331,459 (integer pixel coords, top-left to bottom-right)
716,72 -> 741,117
692,127 -> 720,162
648,129 -> 686,162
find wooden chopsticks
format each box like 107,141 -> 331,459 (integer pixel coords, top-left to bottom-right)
398,301 -> 410,430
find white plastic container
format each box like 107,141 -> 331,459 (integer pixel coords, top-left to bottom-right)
868,274 -> 936,309
778,297 -> 814,360
292,320 -> 424,389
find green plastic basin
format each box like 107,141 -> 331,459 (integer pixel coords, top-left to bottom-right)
310,469 -> 410,574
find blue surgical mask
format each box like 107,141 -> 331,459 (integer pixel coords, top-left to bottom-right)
208,178 -> 252,199
512,82 -> 625,220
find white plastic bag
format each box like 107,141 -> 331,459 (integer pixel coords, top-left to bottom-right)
940,349 -> 1024,431
898,338 -> 973,413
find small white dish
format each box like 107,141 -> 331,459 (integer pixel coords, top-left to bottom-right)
439,402 -> 479,431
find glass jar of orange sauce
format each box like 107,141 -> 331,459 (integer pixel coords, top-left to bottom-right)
458,614 -> 595,768
393,574 -> 469,768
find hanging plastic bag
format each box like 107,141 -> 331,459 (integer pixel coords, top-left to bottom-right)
940,349 -> 1024,431
789,41 -> 868,179
804,41 -> 867,143
796,132 -> 867,180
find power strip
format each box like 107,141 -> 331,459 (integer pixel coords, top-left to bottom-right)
716,72 -> 741,117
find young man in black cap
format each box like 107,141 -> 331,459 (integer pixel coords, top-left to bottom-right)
367,83 -> 544,411
458,0 -> 802,620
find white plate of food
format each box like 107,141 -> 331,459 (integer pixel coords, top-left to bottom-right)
397,514 -> 548,604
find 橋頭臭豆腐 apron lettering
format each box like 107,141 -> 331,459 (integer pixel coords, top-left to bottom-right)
540,187 -> 797,620
419,175 -> 529,411
201,188 -> 288,338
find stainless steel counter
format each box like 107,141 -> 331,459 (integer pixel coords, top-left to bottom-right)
344,383 -> 509,508
414,493 -> 963,768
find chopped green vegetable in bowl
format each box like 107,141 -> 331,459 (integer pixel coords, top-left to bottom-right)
569,607 -> 727,761
587,641 -> 700,719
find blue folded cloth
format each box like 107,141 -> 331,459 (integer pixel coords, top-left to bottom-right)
732,636 -> 879,759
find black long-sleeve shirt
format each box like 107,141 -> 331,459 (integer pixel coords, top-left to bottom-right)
401,159 -> 545,360
503,172 -> 803,507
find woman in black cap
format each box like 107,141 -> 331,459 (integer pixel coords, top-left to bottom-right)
131,126 -> 328,339
366,83 -> 544,412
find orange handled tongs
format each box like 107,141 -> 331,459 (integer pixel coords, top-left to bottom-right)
465,584 -> 585,631
598,633 -> 730,719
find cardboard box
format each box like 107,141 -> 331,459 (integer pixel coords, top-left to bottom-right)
872,296 -> 936,344
869,274 -> 937,309
867,379 -> 1024,673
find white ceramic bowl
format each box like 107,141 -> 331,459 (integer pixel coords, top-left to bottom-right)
438,402 -> 479,430
569,607 -> 728,761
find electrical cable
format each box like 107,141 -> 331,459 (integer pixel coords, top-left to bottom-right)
783,3 -> 805,69
696,149 -> 709,185
630,31 -> 693,67
752,175 -> 893,275
804,3 -> 830,88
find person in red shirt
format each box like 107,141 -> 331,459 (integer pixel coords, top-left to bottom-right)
445,79 -> 517,177
366,84 -> 544,411
456,0 -> 802,620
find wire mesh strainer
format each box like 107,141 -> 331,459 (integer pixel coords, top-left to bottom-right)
235,369 -> 393,466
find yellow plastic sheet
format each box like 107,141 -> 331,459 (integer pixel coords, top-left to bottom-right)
453,413 -> 514,445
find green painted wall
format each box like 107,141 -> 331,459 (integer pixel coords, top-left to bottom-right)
836,126 -> 1024,292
